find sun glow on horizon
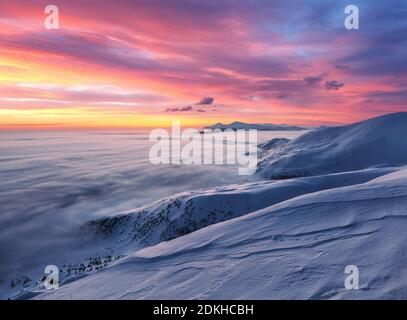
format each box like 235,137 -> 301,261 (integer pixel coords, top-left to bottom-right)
0,1 -> 406,129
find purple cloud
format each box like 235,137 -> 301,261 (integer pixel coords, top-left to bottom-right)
196,97 -> 214,105
165,106 -> 193,112
302,74 -> 327,87
335,64 -> 350,71
325,80 -> 345,90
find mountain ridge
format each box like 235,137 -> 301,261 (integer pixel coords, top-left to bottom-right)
204,121 -> 306,131
257,112 -> 407,179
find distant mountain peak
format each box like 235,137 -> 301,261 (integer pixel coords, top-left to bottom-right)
204,121 -> 306,131
257,112 -> 407,179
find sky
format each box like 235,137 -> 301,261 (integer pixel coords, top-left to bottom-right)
0,0 -> 406,129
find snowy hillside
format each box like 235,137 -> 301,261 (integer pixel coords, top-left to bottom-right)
36,168 -> 407,299
85,168 -> 394,249
257,112 -> 407,179
5,168 -> 395,299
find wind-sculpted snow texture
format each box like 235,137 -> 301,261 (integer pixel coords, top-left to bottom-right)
85,168 -> 394,249
37,169 -> 407,299
6,168 -> 395,299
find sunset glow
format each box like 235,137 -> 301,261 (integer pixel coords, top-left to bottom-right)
1,0 -> 406,129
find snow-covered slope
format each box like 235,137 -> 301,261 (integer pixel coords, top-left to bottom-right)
85,168 -> 394,250
257,112 -> 407,179
35,168 -> 407,299
5,168 -> 395,299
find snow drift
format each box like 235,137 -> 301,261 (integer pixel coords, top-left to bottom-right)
257,112 -> 407,179
6,167 -> 396,299
85,168 -> 393,250
36,168 -> 407,299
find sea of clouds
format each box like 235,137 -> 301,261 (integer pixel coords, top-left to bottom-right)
0,130 -> 303,280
